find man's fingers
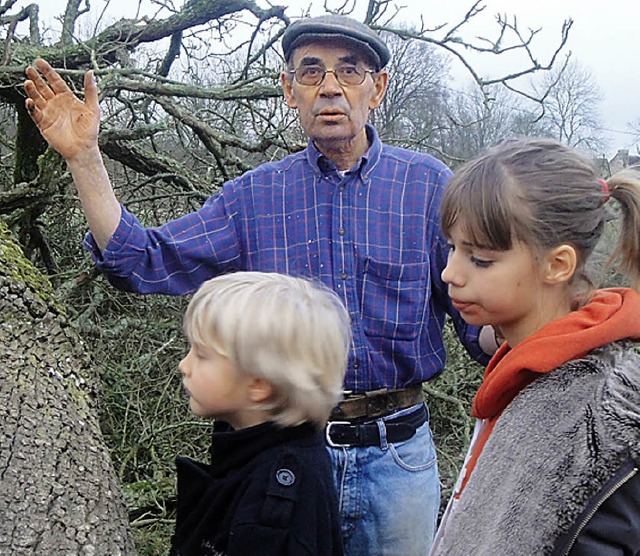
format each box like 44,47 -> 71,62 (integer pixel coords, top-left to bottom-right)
24,98 -> 41,124
23,78 -> 50,114
25,66 -> 55,102
24,78 -> 42,104
33,58 -> 72,97
83,70 -> 99,110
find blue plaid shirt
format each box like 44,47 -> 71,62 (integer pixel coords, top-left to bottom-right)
85,125 -> 487,392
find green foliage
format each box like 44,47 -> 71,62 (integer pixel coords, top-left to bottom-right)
428,320 -> 484,513
64,279 -> 210,553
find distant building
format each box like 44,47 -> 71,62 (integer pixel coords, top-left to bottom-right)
609,148 -> 640,174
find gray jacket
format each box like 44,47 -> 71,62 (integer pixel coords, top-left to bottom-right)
434,342 -> 640,555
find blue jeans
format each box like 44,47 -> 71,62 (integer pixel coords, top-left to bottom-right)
326,403 -> 440,556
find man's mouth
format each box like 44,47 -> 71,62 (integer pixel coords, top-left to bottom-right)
316,108 -> 347,119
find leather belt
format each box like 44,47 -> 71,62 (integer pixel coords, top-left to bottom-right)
330,384 -> 425,421
325,405 -> 427,447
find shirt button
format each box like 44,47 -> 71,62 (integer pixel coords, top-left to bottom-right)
338,228 -> 345,235
341,273 -> 348,280
353,360 -> 359,369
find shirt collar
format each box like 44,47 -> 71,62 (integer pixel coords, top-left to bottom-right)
305,124 -> 382,178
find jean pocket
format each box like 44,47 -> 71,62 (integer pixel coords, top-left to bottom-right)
360,257 -> 429,341
389,421 -> 437,472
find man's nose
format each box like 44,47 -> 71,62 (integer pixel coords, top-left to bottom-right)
319,70 -> 343,95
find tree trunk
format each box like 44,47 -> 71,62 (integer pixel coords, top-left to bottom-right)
0,222 -> 136,555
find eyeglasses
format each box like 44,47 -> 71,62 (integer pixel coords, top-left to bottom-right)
288,64 -> 375,87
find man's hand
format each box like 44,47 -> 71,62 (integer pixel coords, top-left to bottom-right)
24,58 -> 121,251
24,58 -> 100,162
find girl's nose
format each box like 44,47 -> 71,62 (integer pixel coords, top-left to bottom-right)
441,255 -> 465,287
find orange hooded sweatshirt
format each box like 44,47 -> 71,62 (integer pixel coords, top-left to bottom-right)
458,288 -> 640,495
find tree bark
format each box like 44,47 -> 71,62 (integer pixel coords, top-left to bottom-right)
0,222 -> 136,555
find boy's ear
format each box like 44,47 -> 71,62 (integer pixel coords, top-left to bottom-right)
248,378 -> 274,404
542,244 -> 577,285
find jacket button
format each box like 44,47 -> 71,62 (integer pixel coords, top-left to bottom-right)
276,468 -> 295,486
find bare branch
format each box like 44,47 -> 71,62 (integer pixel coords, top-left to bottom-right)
156,31 -> 182,78
373,4 -> 572,107
0,3 -> 39,64
442,0 -> 486,42
104,73 -> 281,101
61,0 -> 90,47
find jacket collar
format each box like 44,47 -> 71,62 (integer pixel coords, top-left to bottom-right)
209,420 -> 317,477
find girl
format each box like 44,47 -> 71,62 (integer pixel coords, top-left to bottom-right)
431,138 -> 640,555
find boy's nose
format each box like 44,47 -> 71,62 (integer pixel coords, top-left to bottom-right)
178,356 -> 189,376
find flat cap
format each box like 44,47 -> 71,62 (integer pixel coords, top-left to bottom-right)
282,14 -> 391,69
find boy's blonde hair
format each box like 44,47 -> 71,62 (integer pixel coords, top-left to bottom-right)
183,271 -> 351,429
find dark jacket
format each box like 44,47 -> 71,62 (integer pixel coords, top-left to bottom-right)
554,457 -> 640,555
170,421 -> 343,556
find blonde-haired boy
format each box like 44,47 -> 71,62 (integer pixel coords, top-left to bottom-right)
171,271 -> 350,556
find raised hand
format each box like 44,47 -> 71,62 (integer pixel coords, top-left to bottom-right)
24,58 -> 100,162
24,58 -> 120,250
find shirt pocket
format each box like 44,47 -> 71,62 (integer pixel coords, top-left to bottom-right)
360,256 -> 429,341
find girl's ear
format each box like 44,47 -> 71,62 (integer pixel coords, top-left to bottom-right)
248,378 -> 274,404
543,244 -> 577,285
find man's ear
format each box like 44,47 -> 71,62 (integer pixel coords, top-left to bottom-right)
368,70 -> 388,110
543,244 -> 577,285
281,72 -> 297,109
248,377 -> 274,404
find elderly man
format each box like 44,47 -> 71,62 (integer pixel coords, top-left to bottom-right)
25,14 -> 491,555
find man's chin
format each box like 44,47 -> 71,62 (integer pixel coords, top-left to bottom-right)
311,127 -> 352,141
310,128 -> 362,149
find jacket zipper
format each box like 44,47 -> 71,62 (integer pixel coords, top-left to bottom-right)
561,465 -> 638,555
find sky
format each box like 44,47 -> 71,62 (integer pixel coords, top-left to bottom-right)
31,0 -> 640,158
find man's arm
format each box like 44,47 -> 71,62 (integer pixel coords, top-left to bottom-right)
24,58 -> 120,252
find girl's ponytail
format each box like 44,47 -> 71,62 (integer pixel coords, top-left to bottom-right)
606,169 -> 640,289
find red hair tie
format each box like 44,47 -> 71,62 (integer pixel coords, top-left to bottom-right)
598,178 -> 610,203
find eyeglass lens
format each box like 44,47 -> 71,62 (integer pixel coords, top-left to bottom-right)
294,65 -> 369,86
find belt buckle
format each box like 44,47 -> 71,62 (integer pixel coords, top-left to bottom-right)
325,421 -> 351,448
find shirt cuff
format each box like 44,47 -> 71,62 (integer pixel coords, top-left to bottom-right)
82,205 -> 145,272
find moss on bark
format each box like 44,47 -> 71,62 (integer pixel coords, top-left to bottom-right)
0,221 -> 137,555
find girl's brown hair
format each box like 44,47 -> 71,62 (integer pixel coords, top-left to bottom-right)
441,137 -> 640,299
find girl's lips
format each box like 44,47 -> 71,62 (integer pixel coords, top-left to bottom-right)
452,299 -> 473,313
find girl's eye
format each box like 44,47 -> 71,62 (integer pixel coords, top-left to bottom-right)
470,256 -> 493,268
